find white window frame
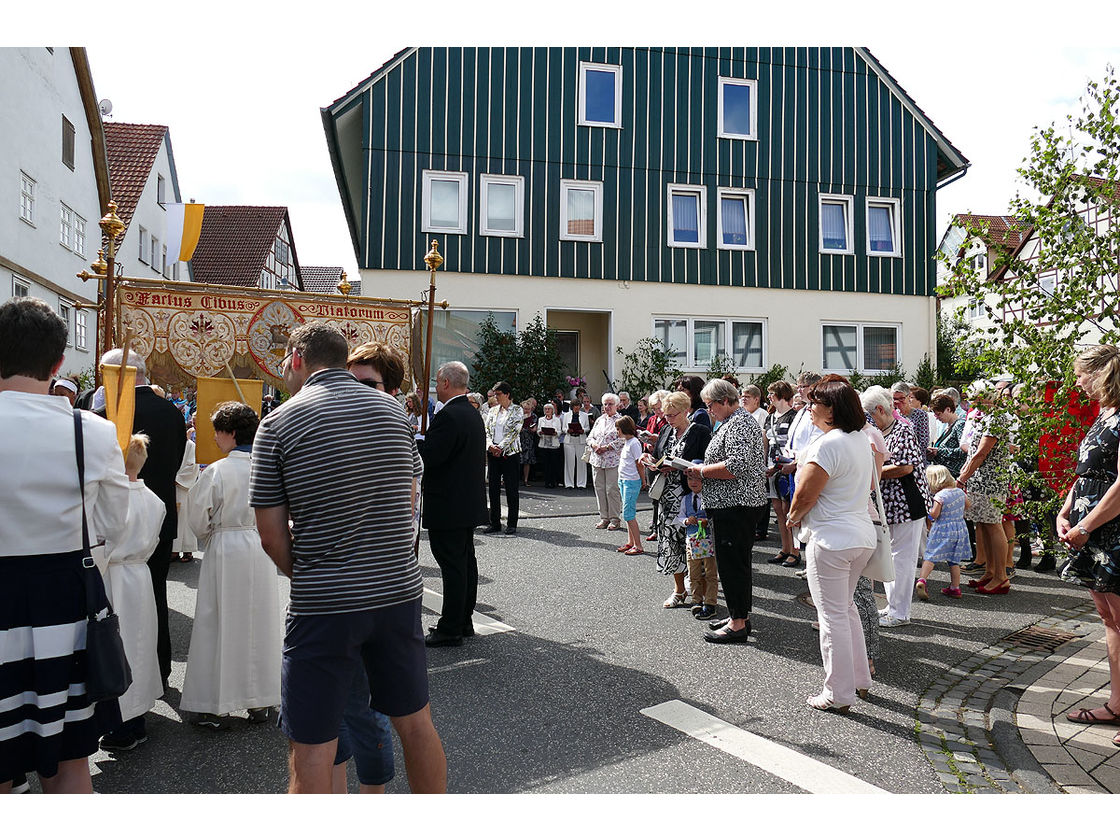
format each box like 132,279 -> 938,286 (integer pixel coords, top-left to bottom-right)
13,276 -> 30,297
819,194 -> 854,255
716,187 -> 755,251
157,174 -> 166,206
138,226 -> 149,264
75,309 -> 88,350
162,245 -> 170,278
19,171 -> 35,225
73,212 -> 85,256
651,315 -> 768,373
58,299 -> 72,345
666,183 -> 707,249
865,196 -> 901,257
821,321 -> 901,375
559,179 -> 604,243
578,61 -> 623,129
967,298 -> 985,321
479,174 -> 524,238
421,170 -> 469,235
152,235 -> 160,273
717,77 -> 758,141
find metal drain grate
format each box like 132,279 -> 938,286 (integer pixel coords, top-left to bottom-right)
1001,625 -> 1080,652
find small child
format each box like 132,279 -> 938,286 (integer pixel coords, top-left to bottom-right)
679,468 -> 717,619
99,434 -> 167,751
181,402 -> 282,728
917,464 -> 972,599
615,415 -> 646,556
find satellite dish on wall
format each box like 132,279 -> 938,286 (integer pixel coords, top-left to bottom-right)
99,99 -> 113,117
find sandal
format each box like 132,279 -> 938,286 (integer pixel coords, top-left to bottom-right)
624,547 -> 644,556
1066,702 -> 1120,725
806,694 -> 850,714
663,591 -> 688,608
616,543 -> 633,552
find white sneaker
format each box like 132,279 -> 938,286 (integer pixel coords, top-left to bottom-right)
879,615 -> 910,627
878,607 -> 890,617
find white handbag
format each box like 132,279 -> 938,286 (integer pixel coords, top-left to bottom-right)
865,453 -> 896,583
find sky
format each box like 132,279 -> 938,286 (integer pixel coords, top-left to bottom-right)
7,1 -> 1120,292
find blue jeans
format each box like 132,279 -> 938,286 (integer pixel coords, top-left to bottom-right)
335,666 -> 395,786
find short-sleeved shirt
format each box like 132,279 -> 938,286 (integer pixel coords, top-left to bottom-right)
249,368 -> 424,616
618,438 -> 643,481
797,429 -> 876,550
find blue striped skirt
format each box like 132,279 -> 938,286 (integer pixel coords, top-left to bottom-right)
0,552 -> 121,780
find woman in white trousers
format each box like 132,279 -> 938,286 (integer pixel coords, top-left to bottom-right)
562,404 -> 590,488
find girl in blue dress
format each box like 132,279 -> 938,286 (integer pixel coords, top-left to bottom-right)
917,465 -> 972,599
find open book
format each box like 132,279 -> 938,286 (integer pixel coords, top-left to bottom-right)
650,454 -> 697,471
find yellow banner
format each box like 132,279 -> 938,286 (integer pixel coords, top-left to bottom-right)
181,203 -> 205,262
100,363 -> 137,454
194,376 -> 264,465
116,280 -> 413,391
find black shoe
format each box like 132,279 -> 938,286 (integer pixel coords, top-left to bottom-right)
1035,557 -> 1056,573
1015,556 -> 1032,570
694,605 -> 717,620
708,617 -> 730,631
961,562 -> 986,576
100,731 -> 149,751
483,525 -> 502,534
424,629 -> 464,648
690,603 -> 704,615
247,707 -> 271,724
780,554 -> 802,568
505,525 -> 517,535
704,622 -> 751,644
768,552 -> 790,564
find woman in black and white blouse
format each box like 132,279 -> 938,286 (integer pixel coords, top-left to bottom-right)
685,379 -> 769,644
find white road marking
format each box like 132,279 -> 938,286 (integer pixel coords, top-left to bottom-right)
428,658 -> 489,674
422,587 -> 515,635
641,700 -> 889,795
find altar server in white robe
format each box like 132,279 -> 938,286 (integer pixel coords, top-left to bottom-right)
172,432 -> 199,561
97,434 -> 166,751
181,401 -> 282,727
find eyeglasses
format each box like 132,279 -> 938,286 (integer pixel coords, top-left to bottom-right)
359,378 -> 385,391
280,349 -> 295,369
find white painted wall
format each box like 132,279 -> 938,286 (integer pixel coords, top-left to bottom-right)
0,47 -> 102,376
361,268 -> 937,381
116,131 -> 190,284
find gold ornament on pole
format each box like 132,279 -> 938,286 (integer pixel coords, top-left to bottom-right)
336,269 -> 352,296
419,240 -> 443,436
75,201 -> 127,384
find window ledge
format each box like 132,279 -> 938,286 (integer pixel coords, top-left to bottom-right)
19,217 -> 35,229
668,242 -> 705,250
717,243 -> 755,252
717,132 -> 757,141
820,248 -> 855,256
480,229 -> 523,239
577,119 -> 622,129
869,251 -> 902,259
422,226 -> 467,236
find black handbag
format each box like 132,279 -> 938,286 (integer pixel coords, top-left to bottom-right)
74,410 -> 133,703
898,470 -> 929,521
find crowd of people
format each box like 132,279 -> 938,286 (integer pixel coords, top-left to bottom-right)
5,288 -> 1120,793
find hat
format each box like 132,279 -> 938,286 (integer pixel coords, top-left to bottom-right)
53,378 -> 78,395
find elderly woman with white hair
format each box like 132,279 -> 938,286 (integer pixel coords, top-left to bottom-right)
684,379 -> 768,643
957,379 -> 1012,594
586,393 -> 625,529
863,385 -> 931,627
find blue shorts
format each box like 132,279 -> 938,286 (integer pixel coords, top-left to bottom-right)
619,478 -> 642,522
335,666 -> 395,786
280,597 -> 429,746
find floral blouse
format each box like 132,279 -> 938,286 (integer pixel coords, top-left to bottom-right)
587,412 -> 625,468
880,419 -> 932,524
701,408 -> 768,509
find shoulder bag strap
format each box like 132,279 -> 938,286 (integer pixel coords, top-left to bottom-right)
74,410 -> 100,620
870,447 -> 889,526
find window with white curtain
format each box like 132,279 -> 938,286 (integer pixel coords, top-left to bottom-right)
480,174 -> 524,237
718,77 -> 757,140
717,187 -> 754,250
822,322 -> 899,373
667,184 -> 706,248
654,316 -> 766,371
559,179 -> 603,242
866,197 -> 901,256
422,170 -> 469,235
819,194 -> 853,254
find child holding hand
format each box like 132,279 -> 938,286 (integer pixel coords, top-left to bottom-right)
917,464 -> 972,599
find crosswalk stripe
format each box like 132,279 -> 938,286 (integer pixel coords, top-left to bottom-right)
421,587 -> 515,636
641,700 -> 889,795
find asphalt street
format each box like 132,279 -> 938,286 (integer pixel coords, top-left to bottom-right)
79,484 -> 1089,795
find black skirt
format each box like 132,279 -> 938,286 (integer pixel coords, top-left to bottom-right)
0,551 -> 121,780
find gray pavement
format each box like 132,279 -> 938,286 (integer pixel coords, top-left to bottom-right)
52,484 -> 1116,794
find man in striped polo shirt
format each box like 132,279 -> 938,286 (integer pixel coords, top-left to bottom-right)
251,322 -> 446,794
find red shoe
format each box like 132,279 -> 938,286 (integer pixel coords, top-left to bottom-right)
616,543 -> 633,552
976,580 -> 1010,595
967,577 -> 992,589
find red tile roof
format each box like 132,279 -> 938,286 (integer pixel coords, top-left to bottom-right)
953,214 -> 1029,250
189,206 -> 291,287
104,123 -> 166,236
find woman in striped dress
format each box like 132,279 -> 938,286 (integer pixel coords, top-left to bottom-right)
0,298 -> 130,793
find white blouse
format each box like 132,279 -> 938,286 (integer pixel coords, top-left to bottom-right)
0,392 -> 130,556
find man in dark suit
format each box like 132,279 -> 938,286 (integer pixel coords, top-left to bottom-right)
419,361 -> 488,647
96,348 -> 186,691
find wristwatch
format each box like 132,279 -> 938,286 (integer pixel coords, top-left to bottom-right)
1077,525 -> 1090,537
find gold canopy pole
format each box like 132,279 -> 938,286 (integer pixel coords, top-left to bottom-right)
419,240 -> 443,436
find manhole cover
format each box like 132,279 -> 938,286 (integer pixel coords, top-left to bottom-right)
1001,625 -> 1080,652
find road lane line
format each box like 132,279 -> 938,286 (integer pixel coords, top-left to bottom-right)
641,700 -> 888,794
422,587 -> 515,635
428,658 -> 489,674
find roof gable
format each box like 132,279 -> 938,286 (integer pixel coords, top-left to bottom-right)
189,205 -> 291,287
104,122 -> 167,234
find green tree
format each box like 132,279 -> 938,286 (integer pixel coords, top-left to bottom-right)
705,352 -> 738,381
614,337 -> 683,398
747,363 -> 790,393
470,313 -> 567,404
914,354 -> 937,393
939,66 -> 1120,517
